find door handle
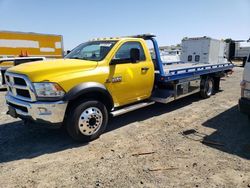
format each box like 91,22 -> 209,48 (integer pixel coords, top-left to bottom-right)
141,67 -> 149,71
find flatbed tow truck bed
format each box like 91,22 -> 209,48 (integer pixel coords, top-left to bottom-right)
138,34 -> 234,83
156,62 -> 234,82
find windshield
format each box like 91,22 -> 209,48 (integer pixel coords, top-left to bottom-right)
65,41 -> 117,61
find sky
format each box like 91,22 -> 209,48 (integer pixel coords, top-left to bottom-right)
0,0 -> 249,50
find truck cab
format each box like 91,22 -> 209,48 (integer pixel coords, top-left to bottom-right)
239,53 -> 250,119
5,35 -> 157,141
5,34 -> 234,142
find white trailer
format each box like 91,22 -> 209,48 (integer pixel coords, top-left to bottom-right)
235,44 -> 250,59
180,37 -> 227,65
225,38 -> 250,66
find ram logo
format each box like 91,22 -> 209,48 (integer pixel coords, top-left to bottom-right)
106,76 -> 122,83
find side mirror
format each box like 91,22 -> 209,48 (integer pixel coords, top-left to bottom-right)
130,48 -> 140,63
110,59 -> 121,65
110,48 -> 140,65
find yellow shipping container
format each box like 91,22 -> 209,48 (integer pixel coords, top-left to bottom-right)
0,31 -> 63,58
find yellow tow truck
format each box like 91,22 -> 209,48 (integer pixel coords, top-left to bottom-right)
5,34 -> 233,142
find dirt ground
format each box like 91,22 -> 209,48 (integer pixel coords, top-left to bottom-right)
0,66 -> 250,188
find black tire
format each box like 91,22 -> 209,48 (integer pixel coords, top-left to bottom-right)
66,100 -> 108,142
200,77 -> 214,99
243,57 -> 247,67
213,77 -> 220,92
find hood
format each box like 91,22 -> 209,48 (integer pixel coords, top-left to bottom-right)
8,58 -> 98,82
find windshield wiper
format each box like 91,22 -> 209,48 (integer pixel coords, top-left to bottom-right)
68,57 -> 81,59
67,57 -> 98,61
68,57 -> 91,60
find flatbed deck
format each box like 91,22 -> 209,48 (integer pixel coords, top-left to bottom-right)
130,34 -> 234,83
163,62 -> 206,73
156,62 -> 234,82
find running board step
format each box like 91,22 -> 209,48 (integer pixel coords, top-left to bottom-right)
111,101 -> 155,117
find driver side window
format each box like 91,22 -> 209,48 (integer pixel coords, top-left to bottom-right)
114,42 -> 146,61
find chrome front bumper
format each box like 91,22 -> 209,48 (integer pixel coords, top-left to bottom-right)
0,83 -> 6,89
0,81 -> 7,89
6,94 -> 68,124
0,69 -> 7,89
0,67 -> 11,89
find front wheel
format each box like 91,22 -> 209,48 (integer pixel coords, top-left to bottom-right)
66,100 -> 108,142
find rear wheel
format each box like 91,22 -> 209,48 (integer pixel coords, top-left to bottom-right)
66,100 -> 108,142
213,77 -> 220,92
200,77 -> 214,98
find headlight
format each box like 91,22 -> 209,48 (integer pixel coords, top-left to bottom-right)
33,82 -> 65,98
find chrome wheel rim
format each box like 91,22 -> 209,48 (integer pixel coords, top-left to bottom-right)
78,107 -> 103,136
206,80 -> 213,96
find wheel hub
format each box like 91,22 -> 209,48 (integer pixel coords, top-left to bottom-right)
207,80 -> 213,96
89,118 -> 97,126
78,107 -> 103,136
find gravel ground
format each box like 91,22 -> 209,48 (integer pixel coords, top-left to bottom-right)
0,66 -> 250,188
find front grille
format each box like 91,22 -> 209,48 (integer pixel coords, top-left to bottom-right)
14,77 -> 27,86
8,102 -> 28,113
1,70 -> 6,85
5,74 -> 9,83
5,72 -> 36,102
16,89 -> 31,98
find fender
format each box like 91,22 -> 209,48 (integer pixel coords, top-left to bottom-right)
63,82 -> 114,109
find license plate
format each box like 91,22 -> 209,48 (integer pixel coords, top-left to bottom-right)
8,106 -> 17,118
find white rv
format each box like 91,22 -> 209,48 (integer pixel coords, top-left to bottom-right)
239,53 -> 250,119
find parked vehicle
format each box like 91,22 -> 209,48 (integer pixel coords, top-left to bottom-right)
225,38 -> 250,67
0,57 -> 45,89
4,34 -> 234,142
239,53 -> 250,119
0,30 -> 63,58
181,37 -> 228,65
162,36 -> 227,66
160,50 -> 180,63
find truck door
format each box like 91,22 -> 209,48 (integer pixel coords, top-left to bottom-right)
106,41 -> 154,106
